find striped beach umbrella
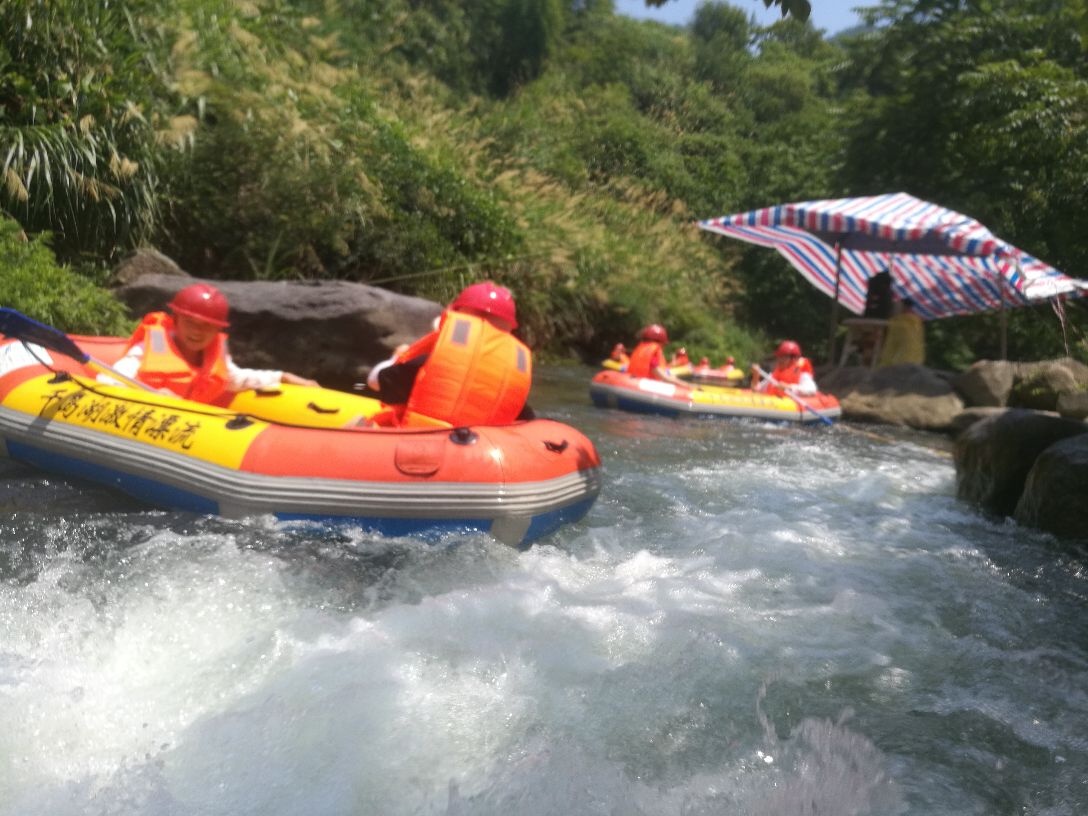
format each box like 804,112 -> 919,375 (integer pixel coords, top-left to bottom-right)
698,192 -> 1086,358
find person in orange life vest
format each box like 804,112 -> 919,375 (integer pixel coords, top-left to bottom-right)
609,343 -> 630,369
721,356 -> 736,374
626,324 -> 688,386
367,281 -> 534,426
105,283 -> 318,404
694,356 -> 712,376
752,340 -> 817,396
668,346 -> 690,368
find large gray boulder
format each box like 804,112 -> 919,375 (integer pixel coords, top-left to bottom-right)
951,358 -> 1088,412
114,248 -> 189,286
1014,435 -> 1088,539
954,409 -> 1088,517
952,360 -> 1016,407
115,274 -> 443,390
819,364 -> 964,431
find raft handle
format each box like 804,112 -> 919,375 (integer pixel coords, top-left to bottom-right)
48,371 -> 72,384
226,415 -> 255,430
306,402 -> 340,415
543,439 -> 569,453
449,427 -> 477,446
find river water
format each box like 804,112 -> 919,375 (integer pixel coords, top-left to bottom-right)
1,366 -> 1086,815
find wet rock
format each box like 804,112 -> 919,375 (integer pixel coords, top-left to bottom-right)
954,409 -> 1088,517
819,364 -> 963,431
1015,435 -> 1088,539
1056,391 -> 1088,421
948,406 -> 1029,436
115,273 -> 443,390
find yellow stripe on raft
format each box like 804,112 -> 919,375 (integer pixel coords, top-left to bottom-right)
601,359 -> 693,378
689,383 -> 801,413
225,383 -> 384,428
5,375 -> 266,469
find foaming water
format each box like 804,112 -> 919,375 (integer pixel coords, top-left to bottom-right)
1,367 -> 1086,815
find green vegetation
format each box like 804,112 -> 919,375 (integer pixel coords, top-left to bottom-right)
1,0 -> 1085,368
0,217 -> 132,335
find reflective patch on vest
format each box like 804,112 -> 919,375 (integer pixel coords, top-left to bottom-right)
451,319 -> 471,346
149,329 -> 168,354
516,347 -> 528,372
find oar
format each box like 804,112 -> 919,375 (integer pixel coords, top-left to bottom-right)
752,363 -> 834,426
0,307 -> 155,393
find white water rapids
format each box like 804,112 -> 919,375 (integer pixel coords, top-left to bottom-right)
1,367 -> 1086,815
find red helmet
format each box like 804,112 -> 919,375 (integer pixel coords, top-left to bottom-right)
775,340 -> 802,358
725,356 -> 735,365
451,281 -> 517,328
611,343 -> 627,356
640,324 -> 668,343
698,357 -> 710,367
168,283 -> 230,327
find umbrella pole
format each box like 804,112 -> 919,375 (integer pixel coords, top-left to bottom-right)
827,243 -> 843,365
1000,282 -> 1008,360
996,261 -> 1009,360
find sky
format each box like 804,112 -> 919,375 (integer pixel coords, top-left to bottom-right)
614,0 -> 866,37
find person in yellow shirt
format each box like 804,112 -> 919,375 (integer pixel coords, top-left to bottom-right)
879,298 -> 925,366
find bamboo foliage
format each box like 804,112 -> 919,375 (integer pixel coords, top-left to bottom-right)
0,0 -> 165,258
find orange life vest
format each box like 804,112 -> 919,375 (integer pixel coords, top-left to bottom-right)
124,312 -> 231,404
626,341 -> 665,379
765,357 -> 815,395
770,357 -> 814,384
771,360 -> 800,386
401,312 -> 532,428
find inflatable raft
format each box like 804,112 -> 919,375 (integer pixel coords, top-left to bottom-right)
590,369 -> 841,423
0,332 -> 602,547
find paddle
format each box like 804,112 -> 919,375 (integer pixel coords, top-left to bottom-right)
0,307 -> 156,393
752,363 -> 834,426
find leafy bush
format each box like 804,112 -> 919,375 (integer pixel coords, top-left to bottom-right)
0,0 -> 166,261
9,0 -> 1078,368
159,102 -> 376,280
0,218 -> 132,335
355,119 -> 522,280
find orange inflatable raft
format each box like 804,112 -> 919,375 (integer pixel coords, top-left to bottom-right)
0,330 -> 601,546
590,369 -> 841,424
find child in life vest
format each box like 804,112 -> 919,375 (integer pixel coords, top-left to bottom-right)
367,281 -> 533,427
626,324 -> 689,386
104,283 -> 318,404
751,340 -> 817,396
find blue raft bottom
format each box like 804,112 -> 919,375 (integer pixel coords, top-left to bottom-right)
5,439 -> 596,547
